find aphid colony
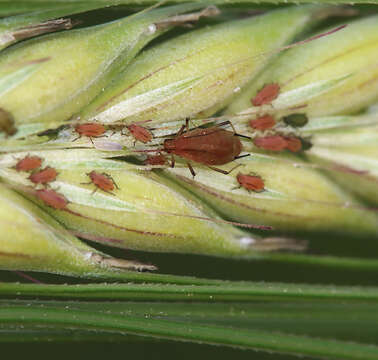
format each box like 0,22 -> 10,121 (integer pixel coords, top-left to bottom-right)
248,83 -> 310,153
14,102 -> 311,211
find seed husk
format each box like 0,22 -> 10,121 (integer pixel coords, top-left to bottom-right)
78,5 -> 333,125
164,155 -> 378,238
0,4 -> 208,126
226,15 -> 378,117
0,183 -> 155,277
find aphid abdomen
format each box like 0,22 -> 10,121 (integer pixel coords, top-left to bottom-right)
164,128 -> 242,165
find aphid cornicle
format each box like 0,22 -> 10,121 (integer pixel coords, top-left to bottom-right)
15,155 -> 42,172
28,167 -> 58,185
251,83 -> 280,107
127,123 -> 153,144
84,170 -> 119,194
236,173 -> 265,192
36,189 -> 68,210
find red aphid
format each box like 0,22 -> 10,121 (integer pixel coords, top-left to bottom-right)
249,115 -> 275,130
127,124 -> 153,144
164,127 -> 242,166
251,83 -> 281,107
75,123 -> 106,138
145,154 -> 167,166
28,167 -> 58,185
285,136 -> 302,153
36,189 -> 68,210
15,155 -> 42,172
237,173 -> 265,192
87,170 -> 118,193
254,135 -> 287,152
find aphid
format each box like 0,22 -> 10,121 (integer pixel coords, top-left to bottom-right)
74,123 -> 106,142
28,167 -> 58,185
15,155 -> 42,172
249,115 -> 275,130
145,154 -> 167,166
127,123 -> 153,144
284,136 -> 302,153
36,189 -> 68,210
236,173 -> 265,192
162,120 -> 247,175
251,83 -> 280,107
83,170 -> 119,194
254,135 -> 287,151
283,113 -> 308,127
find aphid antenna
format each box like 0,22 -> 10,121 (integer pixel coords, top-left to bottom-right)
234,154 -> 250,160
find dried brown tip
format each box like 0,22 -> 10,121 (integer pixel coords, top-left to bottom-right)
0,108 -> 16,136
154,6 -> 220,30
88,253 -> 157,272
12,19 -> 74,41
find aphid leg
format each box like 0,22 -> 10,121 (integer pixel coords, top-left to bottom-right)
72,135 -> 81,142
234,154 -> 250,160
170,155 -> 175,168
176,124 -> 186,137
216,120 -> 251,139
208,163 -> 241,175
185,117 -> 190,132
186,162 -> 196,178
106,174 -> 120,190
91,187 -> 98,195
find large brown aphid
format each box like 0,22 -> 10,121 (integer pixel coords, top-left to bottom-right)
29,167 -> 58,185
84,170 -> 119,194
162,120 -> 247,176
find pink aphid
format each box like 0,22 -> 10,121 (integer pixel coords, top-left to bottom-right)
15,155 -> 42,172
36,189 -> 68,210
251,83 -> 280,107
249,115 -> 275,130
28,167 -> 58,185
86,170 -> 118,194
254,135 -> 287,151
285,136 -> 302,153
127,124 -> 153,144
237,173 -> 265,192
74,123 -> 106,139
